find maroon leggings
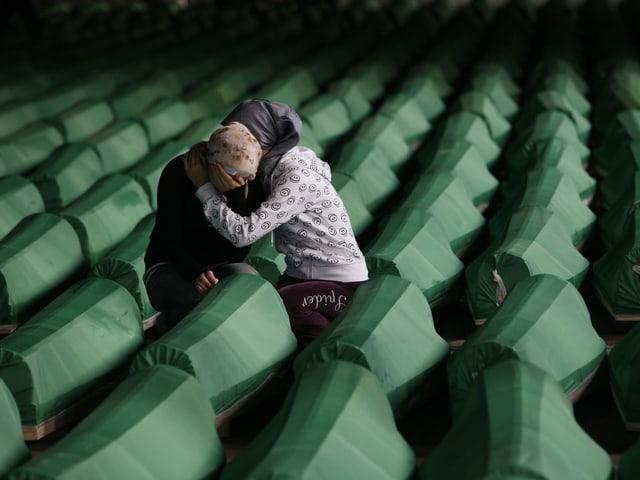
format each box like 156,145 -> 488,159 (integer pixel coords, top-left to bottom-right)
276,276 -> 366,347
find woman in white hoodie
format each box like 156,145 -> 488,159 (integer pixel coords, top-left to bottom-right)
185,99 -> 368,346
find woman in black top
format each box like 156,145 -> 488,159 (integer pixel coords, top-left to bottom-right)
143,145 -> 264,330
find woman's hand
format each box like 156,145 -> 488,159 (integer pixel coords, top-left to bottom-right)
194,270 -> 218,294
209,162 -> 247,192
183,144 -> 209,188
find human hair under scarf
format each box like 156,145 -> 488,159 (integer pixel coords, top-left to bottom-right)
222,99 -> 303,190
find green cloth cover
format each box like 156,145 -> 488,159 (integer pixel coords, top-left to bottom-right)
456,90 -> 511,145
0,176 -> 45,241
139,97 -> 193,147
0,212 -> 85,325
378,92 -> 432,145
501,137 -> 595,202
354,115 -> 412,172
451,274 -> 605,414
0,100 -> 42,138
7,365 -> 224,480
0,122 -> 65,176
593,208 -> 640,319
420,360 -> 612,479
419,140 -> 498,209
61,173 -> 153,266
466,206 -> 589,322
619,440 -> 640,479
365,209 -> 464,304
332,140 -> 400,213
220,360 -> 416,480
470,73 -> 519,120
294,275 -> 449,410
92,214 -> 156,319
400,171 -> 485,254
299,94 -> 352,148
89,120 -> 150,175
131,274 -> 297,415
128,141 -> 186,210
490,167 -> 595,246
438,111 -> 501,167
597,141 -> 640,207
54,99 -> 116,142
330,80 -> 373,123
244,233 -> 286,284
29,143 -> 103,211
610,322 -> 640,427
0,277 -> 143,424
598,170 -> 640,247
331,172 -> 374,237
0,379 -> 29,477
592,109 -> 640,176
400,74 -> 447,121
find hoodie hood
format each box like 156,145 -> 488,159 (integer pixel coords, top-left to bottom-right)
222,99 -> 303,190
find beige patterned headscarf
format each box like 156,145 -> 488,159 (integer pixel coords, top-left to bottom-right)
206,122 -> 262,179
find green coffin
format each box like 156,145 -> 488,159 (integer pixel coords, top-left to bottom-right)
400,171 -> 485,254
619,440 -> 640,479
378,92 -> 432,145
598,170 -> 640,247
131,274 -> 297,415
244,233 -> 286,285
506,111 -> 590,170
490,167 -> 595,246
593,208 -> 640,320
294,275 -> 449,410
399,74 -> 447,121
220,360 -> 416,480
456,90 -> 511,145
597,141 -> 640,207
89,120 -> 150,175
0,277 -> 143,425
610,321 -> 640,428
7,365 -> 224,480
92,214 -> 156,319
330,80 -> 373,124
128,141 -> 186,210
0,212 -> 85,325
419,140 -> 498,209
332,140 -> 400,214
437,111 -> 501,167
0,379 -> 29,478
420,360 -> 612,479
0,121 -> 65,176
365,209 -> 464,304
354,115 -> 412,172
503,137 -> 596,203
299,94 -> 352,148
0,100 -> 42,138
139,97 -> 193,147
340,65 -> 386,103
470,73 -> 519,120
62,174 -> 153,266
54,99 -> 115,142
592,109 -> 640,176
331,172 -> 374,237
467,206 -> 589,322
0,176 -> 44,241
29,143 -> 103,211
452,274 -> 605,414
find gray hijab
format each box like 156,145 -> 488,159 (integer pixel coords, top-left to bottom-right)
222,99 -> 303,190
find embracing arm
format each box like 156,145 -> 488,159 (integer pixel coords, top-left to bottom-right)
195,169 -> 308,247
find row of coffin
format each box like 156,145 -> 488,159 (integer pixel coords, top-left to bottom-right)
2,0 -> 640,478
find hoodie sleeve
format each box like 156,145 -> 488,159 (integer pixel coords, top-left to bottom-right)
195,163 -> 312,247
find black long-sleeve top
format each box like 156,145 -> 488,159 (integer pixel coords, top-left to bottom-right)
144,155 -> 264,281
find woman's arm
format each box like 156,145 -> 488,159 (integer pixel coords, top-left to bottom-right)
195,166 -> 311,247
